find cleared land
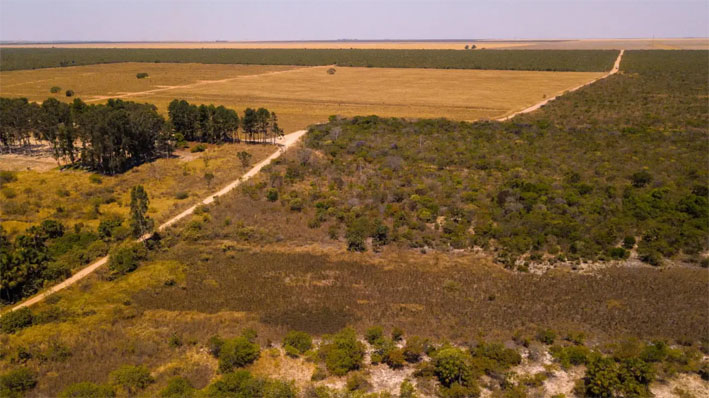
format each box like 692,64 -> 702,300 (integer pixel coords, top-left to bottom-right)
0,62 -> 605,132
2,38 -> 707,49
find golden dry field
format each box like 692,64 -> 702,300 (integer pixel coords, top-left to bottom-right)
0,142 -> 275,237
2,38 -> 707,49
0,62 -> 604,132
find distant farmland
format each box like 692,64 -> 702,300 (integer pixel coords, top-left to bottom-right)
0,47 -> 618,72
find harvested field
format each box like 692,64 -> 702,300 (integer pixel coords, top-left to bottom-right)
0,62 -> 604,132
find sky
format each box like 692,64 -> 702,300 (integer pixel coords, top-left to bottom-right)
1,0 -> 707,42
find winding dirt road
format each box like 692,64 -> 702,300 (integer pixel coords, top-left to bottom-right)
497,49 -> 624,121
4,130 -> 307,314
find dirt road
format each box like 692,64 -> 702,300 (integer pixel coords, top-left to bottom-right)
497,49 -> 624,121
4,129 -> 307,314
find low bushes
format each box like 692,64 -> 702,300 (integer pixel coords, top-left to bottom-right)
1,307 -> 33,334
109,365 -> 154,395
60,382 -> 115,398
283,330 -> 313,356
318,327 -> 365,376
217,335 -> 261,373
108,242 -> 147,276
0,368 -> 37,398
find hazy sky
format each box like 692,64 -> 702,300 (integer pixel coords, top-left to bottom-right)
1,0 -> 706,42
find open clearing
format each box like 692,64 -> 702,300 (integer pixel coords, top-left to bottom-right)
0,62 -> 604,132
2,37 -> 706,49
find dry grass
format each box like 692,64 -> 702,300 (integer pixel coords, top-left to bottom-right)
0,62 -> 604,131
2,38 -> 706,50
0,141 -> 275,236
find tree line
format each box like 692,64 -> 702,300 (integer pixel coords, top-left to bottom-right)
168,99 -> 283,144
0,97 -> 283,175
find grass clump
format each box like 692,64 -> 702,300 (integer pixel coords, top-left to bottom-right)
59,382 -> 115,398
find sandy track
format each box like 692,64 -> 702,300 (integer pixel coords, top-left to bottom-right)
85,65 -> 325,103
4,129 -> 307,314
497,50 -> 624,121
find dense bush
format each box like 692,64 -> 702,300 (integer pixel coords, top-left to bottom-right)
282,330 -> 313,355
160,377 -> 194,398
243,50 -> 707,265
136,72 -> 149,79
218,336 -> 261,372
59,382 -> 115,398
433,347 -> 474,387
0,307 -> 34,334
0,368 -> 37,398
204,370 -> 296,398
579,354 -> 654,397
318,327 -> 365,376
108,242 -> 146,276
50,86 -> 61,93
109,365 -> 154,395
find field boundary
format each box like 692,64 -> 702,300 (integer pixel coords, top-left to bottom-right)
2,130 -> 307,314
497,49 -> 624,121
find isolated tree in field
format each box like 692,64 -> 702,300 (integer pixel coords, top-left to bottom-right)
130,185 -> 153,238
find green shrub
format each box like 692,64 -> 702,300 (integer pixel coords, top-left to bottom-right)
109,365 -> 154,394
218,336 -> 260,372
0,368 -> 37,398
318,327 -> 365,376
65,89 -> 74,97
384,348 -> 406,369
608,247 -> 629,260
0,170 -> 17,185
1,307 -> 34,334
136,72 -> 149,79
580,355 -> 654,398
536,329 -> 556,345
50,86 -> 61,93
59,382 -> 115,398
622,236 -> 636,249
399,379 -> 417,398
160,377 -> 194,398
190,144 -> 207,153
283,330 -> 312,354
630,170 -> 653,188
403,336 -> 426,363
392,327 -> 404,342
1,187 -> 16,199
550,345 -> 591,368
108,243 -> 146,276
346,371 -> 371,392
365,326 -> 384,345
266,188 -> 279,202
204,370 -> 296,398
434,347 -> 474,388
175,191 -> 189,200
208,335 -> 225,357
289,198 -> 303,211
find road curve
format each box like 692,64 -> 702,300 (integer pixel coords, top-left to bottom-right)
4,129 -> 307,314
497,49 -> 624,121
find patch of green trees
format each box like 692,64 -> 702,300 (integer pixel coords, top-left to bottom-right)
168,99 -> 283,144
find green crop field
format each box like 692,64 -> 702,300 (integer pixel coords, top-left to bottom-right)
0,47 -> 619,72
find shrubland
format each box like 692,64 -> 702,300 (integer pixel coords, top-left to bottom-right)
203,50 -> 707,266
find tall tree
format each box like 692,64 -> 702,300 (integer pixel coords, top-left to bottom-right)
129,185 -> 153,238
242,108 -> 258,142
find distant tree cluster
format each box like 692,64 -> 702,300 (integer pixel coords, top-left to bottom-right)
1,96 -> 284,175
168,99 -> 283,144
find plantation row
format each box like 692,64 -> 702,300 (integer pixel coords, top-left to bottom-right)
2,315 -> 706,397
217,50 -> 708,266
0,97 -> 281,174
0,48 -> 619,72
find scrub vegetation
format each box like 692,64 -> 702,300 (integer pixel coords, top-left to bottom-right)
0,50 -> 706,397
